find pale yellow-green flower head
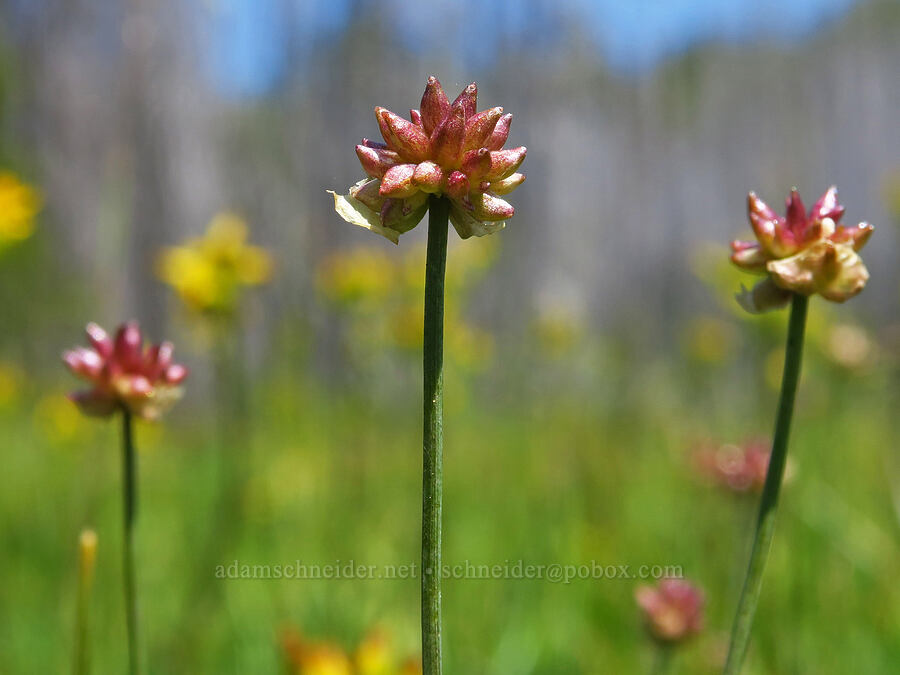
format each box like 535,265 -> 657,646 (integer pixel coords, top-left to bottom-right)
0,172 -> 41,251
731,187 -> 872,313
157,212 -> 273,314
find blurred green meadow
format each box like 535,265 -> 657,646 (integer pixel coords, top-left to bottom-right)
2,224 -> 899,673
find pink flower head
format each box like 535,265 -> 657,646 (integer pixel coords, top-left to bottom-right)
331,76 -> 526,243
635,578 -> 705,644
694,438 -> 772,494
731,187 -> 873,312
63,321 -> 188,421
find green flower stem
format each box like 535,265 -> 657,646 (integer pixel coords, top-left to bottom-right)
121,409 -> 140,675
723,293 -> 809,674
651,645 -> 672,675
422,194 -> 449,675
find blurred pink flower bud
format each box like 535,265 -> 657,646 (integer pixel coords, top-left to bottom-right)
694,439 -> 776,494
636,578 -> 705,644
730,187 -> 872,311
331,76 -> 526,243
63,321 -> 188,421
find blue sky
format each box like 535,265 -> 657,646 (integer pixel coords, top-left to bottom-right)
201,0 -> 861,98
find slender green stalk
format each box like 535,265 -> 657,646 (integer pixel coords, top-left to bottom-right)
723,293 -> 809,674
651,645 -> 672,675
121,409 -> 140,675
422,195 -> 449,675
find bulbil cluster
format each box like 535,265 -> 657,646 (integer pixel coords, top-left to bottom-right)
63,322 -> 188,421
731,187 -> 872,312
332,76 -> 526,243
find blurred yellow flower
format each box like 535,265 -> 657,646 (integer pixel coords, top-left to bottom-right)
0,171 -> 41,250
282,629 -> 353,675
681,315 -> 738,365
319,241 -> 496,368
532,307 -> 584,358
317,247 -> 396,306
34,393 -> 89,443
388,303 -> 424,351
301,647 -> 353,675
447,322 -> 494,370
354,630 -> 392,675
157,212 -> 273,314
0,360 -> 24,410
824,323 -> 875,370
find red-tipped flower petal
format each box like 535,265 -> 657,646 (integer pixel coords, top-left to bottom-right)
463,107 -> 503,152
785,188 -> 807,236
412,161 -> 444,194
85,322 -> 113,359
420,76 -> 450,136
114,322 -> 144,371
379,164 -> 418,198
460,148 -> 492,182
811,185 -> 845,222
832,222 -> 874,250
445,171 -> 470,201
356,145 -> 403,179
165,363 -> 188,384
375,108 -> 431,162
451,82 -> 478,120
484,147 -> 527,181
430,102 -> 466,168
471,193 -> 515,221
483,172 -> 525,196
485,113 -> 512,151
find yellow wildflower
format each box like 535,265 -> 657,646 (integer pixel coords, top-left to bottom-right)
316,247 -> 396,306
354,630 -> 392,675
157,212 -> 273,314
0,172 -> 41,250
34,393 -> 88,443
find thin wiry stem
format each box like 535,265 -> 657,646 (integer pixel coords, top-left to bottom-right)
121,409 -> 140,675
723,293 -> 809,674
422,195 -> 449,675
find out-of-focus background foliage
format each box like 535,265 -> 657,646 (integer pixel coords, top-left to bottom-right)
1,0 -> 899,672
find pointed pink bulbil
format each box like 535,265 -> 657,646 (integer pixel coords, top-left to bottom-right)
635,578 -> 705,644
731,186 -> 873,312
63,321 -> 188,421
336,76 -> 526,241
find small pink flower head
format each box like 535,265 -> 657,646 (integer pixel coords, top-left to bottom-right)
331,76 -> 526,243
694,438 -> 772,494
635,578 -> 705,644
731,187 -> 873,312
63,321 -> 188,421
